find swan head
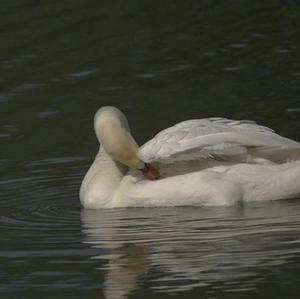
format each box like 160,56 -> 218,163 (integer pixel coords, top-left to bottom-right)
94,106 -> 159,180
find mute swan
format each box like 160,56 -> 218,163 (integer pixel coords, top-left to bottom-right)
80,106 -> 300,209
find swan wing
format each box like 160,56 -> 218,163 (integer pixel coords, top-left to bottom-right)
138,118 -> 300,163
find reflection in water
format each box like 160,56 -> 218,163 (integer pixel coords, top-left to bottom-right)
104,244 -> 148,299
81,210 -> 150,299
1,0 -> 300,298
81,202 -> 300,298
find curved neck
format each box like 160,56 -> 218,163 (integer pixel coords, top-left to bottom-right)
80,147 -> 128,208
95,147 -> 128,173
94,145 -> 128,183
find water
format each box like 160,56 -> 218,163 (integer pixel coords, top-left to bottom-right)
1,0 -> 300,298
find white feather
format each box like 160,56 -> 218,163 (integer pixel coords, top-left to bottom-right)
139,118 -> 300,163
80,108 -> 300,209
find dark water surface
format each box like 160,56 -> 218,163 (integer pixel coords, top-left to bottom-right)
1,1 -> 300,298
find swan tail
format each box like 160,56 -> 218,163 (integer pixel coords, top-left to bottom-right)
249,147 -> 300,163
274,162 -> 300,200
228,161 -> 300,202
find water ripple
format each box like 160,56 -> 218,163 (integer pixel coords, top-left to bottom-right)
80,202 -> 300,297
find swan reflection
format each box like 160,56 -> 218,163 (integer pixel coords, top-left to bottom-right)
81,203 -> 300,298
103,243 -> 148,299
81,209 -> 150,299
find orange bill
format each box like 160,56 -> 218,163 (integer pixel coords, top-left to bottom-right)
143,163 -> 159,180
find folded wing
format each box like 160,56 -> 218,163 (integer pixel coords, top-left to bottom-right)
138,118 -> 300,164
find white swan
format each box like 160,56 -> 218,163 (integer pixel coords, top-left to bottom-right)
80,106 -> 300,209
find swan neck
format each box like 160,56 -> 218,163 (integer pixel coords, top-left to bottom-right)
95,147 -> 128,174
95,146 -> 114,162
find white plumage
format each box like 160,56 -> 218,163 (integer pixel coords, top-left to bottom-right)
139,118 -> 300,163
80,106 -> 300,209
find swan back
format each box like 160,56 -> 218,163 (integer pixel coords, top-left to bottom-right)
139,118 -> 300,164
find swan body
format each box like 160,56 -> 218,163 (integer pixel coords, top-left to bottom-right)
80,106 -> 300,209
